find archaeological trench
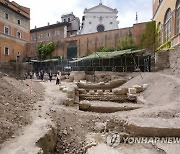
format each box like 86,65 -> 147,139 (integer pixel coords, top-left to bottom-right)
0,71 -> 180,154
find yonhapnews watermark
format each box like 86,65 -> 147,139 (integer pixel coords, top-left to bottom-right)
106,133 -> 180,147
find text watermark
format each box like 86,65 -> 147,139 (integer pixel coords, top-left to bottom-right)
106,133 -> 180,147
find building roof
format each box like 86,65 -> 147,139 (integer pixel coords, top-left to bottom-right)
61,13 -> 75,18
0,0 -> 30,19
30,22 -> 71,33
84,2 -> 118,14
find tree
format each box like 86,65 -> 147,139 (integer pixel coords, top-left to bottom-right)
37,42 -> 56,60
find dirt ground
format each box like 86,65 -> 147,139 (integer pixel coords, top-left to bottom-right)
0,73 -> 44,147
52,72 -> 180,154
0,71 -> 180,154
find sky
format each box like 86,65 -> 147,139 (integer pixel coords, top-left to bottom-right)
12,0 -> 153,29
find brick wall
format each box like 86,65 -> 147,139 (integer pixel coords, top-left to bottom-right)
26,22 -> 148,59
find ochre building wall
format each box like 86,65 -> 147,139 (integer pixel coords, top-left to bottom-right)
0,0 -> 30,61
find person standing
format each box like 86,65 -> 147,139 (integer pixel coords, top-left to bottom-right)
56,71 -> 61,85
40,70 -> 44,81
33,72 -> 37,80
49,70 -> 53,82
29,71 -> 33,79
38,71 -> 41,79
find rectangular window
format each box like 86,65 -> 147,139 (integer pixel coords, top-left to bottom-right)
47,33 -> 50,37
54,31 -> 60,36
4,47 -> 9,56
17,32 -> 21,38
17,19 -> 21,25
54,31 -> 57,36
4,26 -> 9,35
5,13 -> 8,19
39,34 -> 42,39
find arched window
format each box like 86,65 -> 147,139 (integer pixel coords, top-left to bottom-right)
97,25 -> 105,32
176,0 -> 180,34
164,9 -> 171,41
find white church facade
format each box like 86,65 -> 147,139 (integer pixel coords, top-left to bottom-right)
80,2 -> 119,34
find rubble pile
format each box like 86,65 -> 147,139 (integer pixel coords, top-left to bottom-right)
0,74 -> 44,145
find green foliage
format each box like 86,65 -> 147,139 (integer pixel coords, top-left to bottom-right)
37,42 -> 56,60
87,50 -> 92,56
138,21 -> 156,50
116,35 -> 135,50
95,35 -> 135,53
96,46 -> 116,52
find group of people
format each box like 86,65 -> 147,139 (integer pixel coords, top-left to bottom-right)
25,70 -> 62,85
48,70 -> 61,85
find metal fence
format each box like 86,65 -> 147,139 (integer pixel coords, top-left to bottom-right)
33,55 -> 151,73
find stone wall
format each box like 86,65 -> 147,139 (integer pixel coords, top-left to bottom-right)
155,50 -> 170,71
169,46 -> 180,75
0,62 -> 33,78
155,46 -> 180,75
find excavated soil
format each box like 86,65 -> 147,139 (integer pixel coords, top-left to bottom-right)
0,73 -> 44,147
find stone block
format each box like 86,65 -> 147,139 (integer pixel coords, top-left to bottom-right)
78,89 -> 87,94
97,90 -> 103,95
127,93 -> 137,101
62,88 -> 68,93
99,82 -> 105,85
67,89 -> 75,99
79,101 -> 91,110
128,88 -> 137,94
132,85 -> 144,93
63,98 -> 74,106
89,90 -> 95,95
68,75 -> 74,82
142,84 -> 149,90
112,87 -> 128,95
59,86 -> 66,91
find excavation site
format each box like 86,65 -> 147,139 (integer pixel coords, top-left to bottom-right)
0,67 -> 180,154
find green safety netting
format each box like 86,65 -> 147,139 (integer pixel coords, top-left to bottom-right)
71,49 -> 144,62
